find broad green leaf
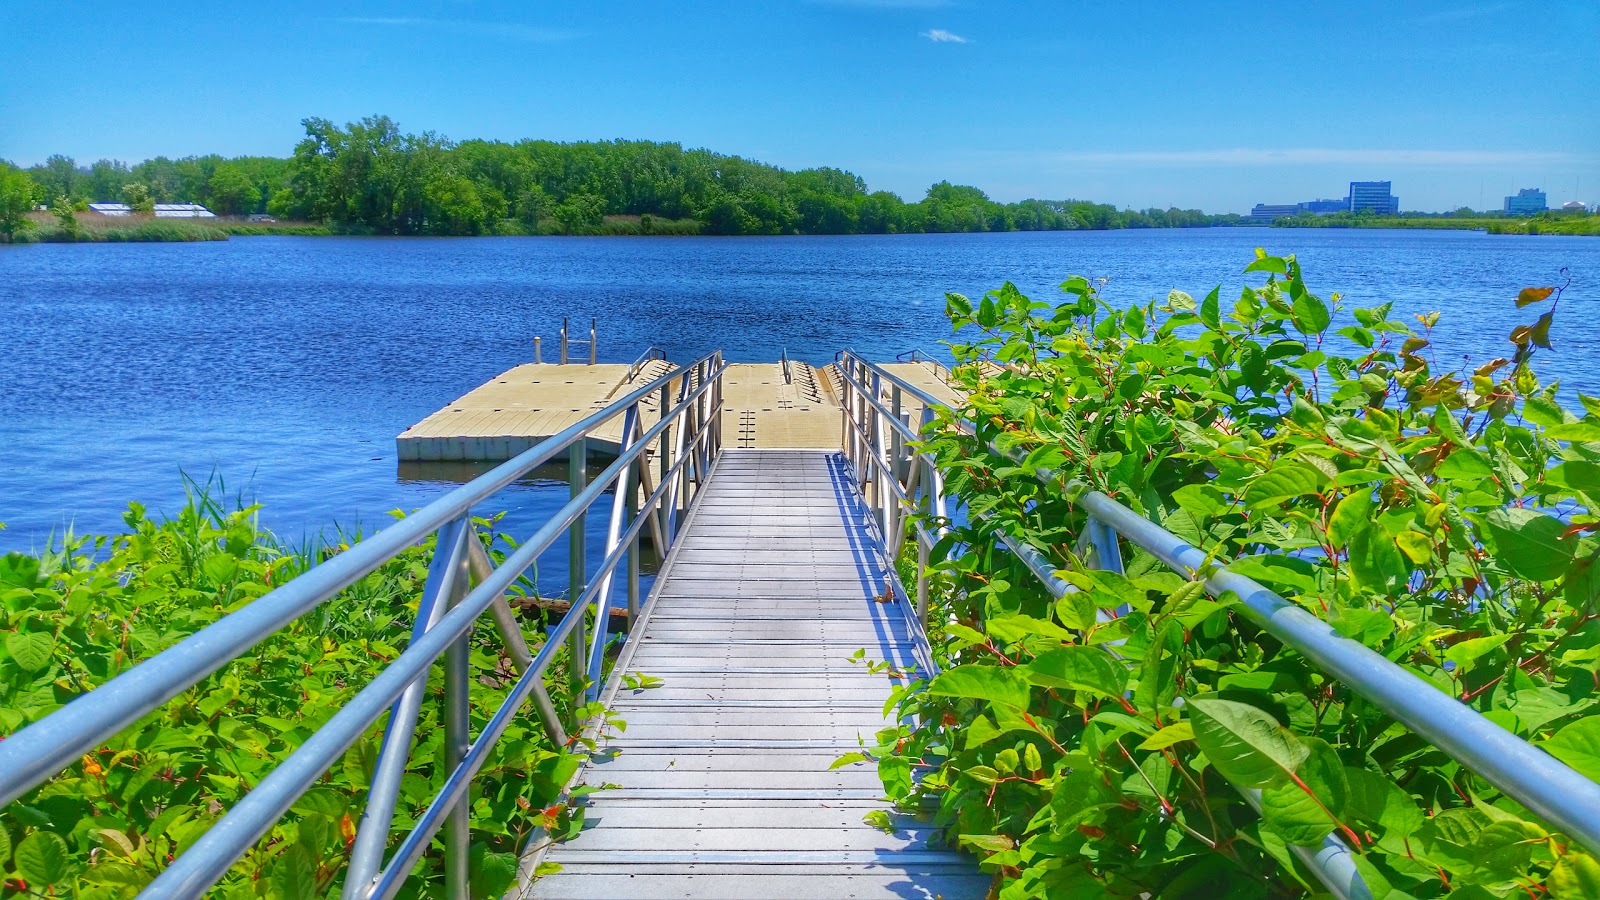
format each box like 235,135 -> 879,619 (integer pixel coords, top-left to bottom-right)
1344,768 -> 1423,838
879,755 -> 913,798
1548,460 -> 1600,495
1485,506 -> 1574,581
270,845 -> 317,899
863,810 -> 895,833
15,830 -> 71,887
1347,524 -> 1409,593
1136,722 -> 1194,751
1167,289 -> 1196,311
5,631 -> 55,672
1539,718 -> 1600,782
1188,697 -> 1307,789
469,845 -> 519,899
1326,490 -> 1374,550
928,665 -> 1032,710
1023,647 -> 1127,697
81,862 -> 151,888
1199,286 -> 1221,330
1023,743 -> 1043,772
1223,555 -> 1316,594
1436,449 -> 1496,481
1258,737 -> 1349,846
1245,253 -> 1288,275
1444,634 -> 1510,672
1290,292 -> 1331,335
1245,464 -> 1326,509
1132,621 -> 1181,714
1171,483 -> 1229,519
1549,850 -> 1600,899
945,622 -> 988,646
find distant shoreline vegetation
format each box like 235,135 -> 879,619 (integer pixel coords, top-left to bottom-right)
1271,209 -> 1600,236
1,114 -> 1594,242
3,114 -> 1251,242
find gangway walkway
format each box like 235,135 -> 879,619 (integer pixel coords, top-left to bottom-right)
531,449 -> 986,899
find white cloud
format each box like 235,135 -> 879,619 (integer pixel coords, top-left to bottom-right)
1014,148 -> 1592,168
921,28 -> 968,43
331,17 -> 582,43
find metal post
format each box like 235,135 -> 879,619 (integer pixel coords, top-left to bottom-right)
626,456 -> 641,628
341,519 -> 467,900
567,440 -> 588,706
440,536 -> 472,900
589,318 -> 597,365
658,380 -> 671,545
559,316 -> 569,365
916,534 -> 930,625
533,336 -> 542,365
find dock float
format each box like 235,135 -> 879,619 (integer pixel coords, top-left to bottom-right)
397,356 -> 959,461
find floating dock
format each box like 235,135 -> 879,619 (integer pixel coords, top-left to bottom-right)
397,356 -> 960,462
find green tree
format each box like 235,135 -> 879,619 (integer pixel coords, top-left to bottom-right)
0,163 -> 37,242
86,159 -> 131,202
52,195 -> 80,239
206,162 -> 260,216
123,182 -> 155,214
30,154 -> 79,202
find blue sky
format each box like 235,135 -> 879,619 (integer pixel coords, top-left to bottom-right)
2,0 -> 1596,213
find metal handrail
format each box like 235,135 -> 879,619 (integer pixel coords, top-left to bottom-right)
626,346 -> 667,381
0,352 -> 728,900
835,353 -> 1365,897
780,347 -> 793,384
838,350 -> 1600,859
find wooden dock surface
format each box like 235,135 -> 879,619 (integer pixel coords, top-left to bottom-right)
530,450 -> 985,900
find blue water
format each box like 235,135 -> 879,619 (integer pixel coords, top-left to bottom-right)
1,229 -> 1594,566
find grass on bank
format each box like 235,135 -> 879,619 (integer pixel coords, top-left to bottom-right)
1274,213 -> 1600,236
12,211 -> 334,243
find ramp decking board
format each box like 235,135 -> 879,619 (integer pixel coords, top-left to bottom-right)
530,449 -> 980,900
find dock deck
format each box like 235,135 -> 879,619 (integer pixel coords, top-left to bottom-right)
530,449 -> 985,900
397,358 -> 958,462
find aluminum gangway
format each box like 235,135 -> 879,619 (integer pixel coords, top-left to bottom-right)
529,449 -> 983,898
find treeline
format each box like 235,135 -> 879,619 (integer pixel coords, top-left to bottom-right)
4,115 -> 1248,237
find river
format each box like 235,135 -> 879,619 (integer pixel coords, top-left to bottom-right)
2,228 -> 1594,573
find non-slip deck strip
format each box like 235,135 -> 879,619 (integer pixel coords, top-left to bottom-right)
532,449 -> 985,900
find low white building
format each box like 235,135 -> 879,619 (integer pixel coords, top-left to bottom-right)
86,202 -> 217,218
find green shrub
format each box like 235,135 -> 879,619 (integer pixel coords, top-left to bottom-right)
872,253 -> 1599,897
0,491 -> 580,897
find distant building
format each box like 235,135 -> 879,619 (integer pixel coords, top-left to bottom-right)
1562,200 -> 1588,212
1298,198 -> 1348,214
1349,181 -> 1399,215
86,202 -> 216,219
1250,203 -> 1301,222
1504,188 -> 1547,215
154,204 -> 216,218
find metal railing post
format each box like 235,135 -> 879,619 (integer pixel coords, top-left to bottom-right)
567,439 -> 588,707
341,518 -> 468,900
626,457 -> 641,629
533,336 -> 542,365
915,533 -> 930,625
440,540 -> 472,900
559,316 -> 569,365
588,318 -> 597,365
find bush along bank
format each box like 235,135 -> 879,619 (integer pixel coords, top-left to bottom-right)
857,254 -> 1599,897
0,496 -> 588,898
